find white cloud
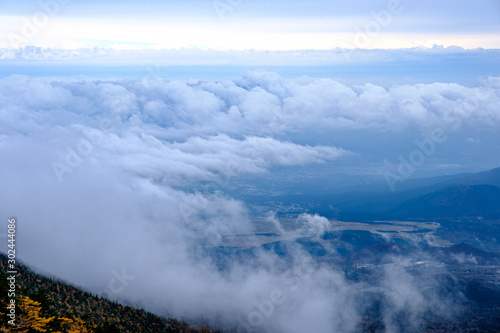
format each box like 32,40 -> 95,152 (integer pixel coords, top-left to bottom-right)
1,46 -> 499,66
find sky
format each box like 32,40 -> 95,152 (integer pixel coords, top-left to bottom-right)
0,0 -> 499,50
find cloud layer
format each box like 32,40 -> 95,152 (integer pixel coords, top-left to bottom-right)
1,46 -> 499,65
1,70 -> 498,331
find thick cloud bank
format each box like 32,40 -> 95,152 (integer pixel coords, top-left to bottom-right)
1,70 -> 498,332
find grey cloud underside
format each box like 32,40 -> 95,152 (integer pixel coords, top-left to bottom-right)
1,70 -> 499,332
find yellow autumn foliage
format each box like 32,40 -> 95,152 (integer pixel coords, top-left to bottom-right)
59,317 -> 92,333
15,296 -> 55,332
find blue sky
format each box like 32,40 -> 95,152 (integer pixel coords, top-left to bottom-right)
1,0 -> 499,50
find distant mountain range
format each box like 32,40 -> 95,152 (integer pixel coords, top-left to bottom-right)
337,166 -> 500,220
387,166 -> 500,191
228,165 -> 500,222
433,167 -> 500,188
389,184 -> 500,219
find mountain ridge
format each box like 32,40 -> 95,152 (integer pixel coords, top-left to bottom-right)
0,253 -> 215,333
389,184 -> 500,219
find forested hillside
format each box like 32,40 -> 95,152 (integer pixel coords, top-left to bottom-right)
0,253 -> 213,333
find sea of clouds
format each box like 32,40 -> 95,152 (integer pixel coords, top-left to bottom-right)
1,70 -> 499,332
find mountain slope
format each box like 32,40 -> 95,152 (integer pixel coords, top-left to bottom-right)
437,167 -> 500,188
0,253 -> 214,333
335,167 -> 500,220
389,184 -> 500,218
